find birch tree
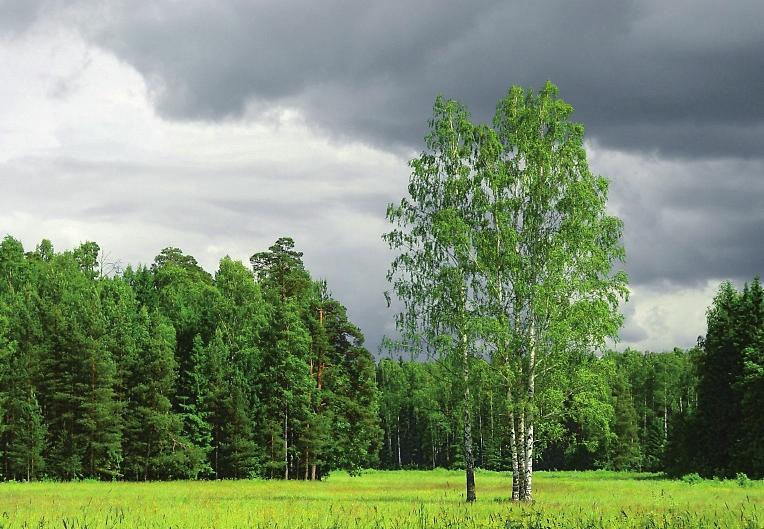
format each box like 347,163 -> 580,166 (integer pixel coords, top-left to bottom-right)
385,96 -> 482,502
475,82 -> 628,500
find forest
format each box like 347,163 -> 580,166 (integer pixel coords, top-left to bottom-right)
0,234 -> 762,483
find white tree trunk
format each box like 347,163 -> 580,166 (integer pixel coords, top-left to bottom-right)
462,332 -> 476,502
509,407 -> 521,501
522,323 -> 536,501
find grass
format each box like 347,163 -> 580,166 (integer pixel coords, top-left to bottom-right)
0,470 -> 762,528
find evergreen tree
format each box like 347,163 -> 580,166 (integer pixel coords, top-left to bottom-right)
251,238 -> 314,479
125,309 -> 202,479
319,297 -> 381,475
733,278 -> 764,476
33,245 -> 123,479
607,373 -> 641,471
1,354 -> 46,481
200,330 -> 259,478
211,256 -> 267,477
695,282 -> 743,477
150,248 -> 219,465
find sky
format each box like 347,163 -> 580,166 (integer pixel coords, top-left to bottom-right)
1,0 -> 762,354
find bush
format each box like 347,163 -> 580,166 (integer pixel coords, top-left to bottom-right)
681,472 -> 703,485
736,472 -> 751,487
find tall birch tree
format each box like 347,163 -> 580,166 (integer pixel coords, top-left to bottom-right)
385,96 -> 482,502
475,82 -> 628,500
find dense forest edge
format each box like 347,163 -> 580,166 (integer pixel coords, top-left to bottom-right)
0,234 -> 761,482
1,84 -> 762,490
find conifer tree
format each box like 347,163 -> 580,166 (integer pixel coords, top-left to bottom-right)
608,373 -> 641,470
733,278 -> 764,476
695,282 -> 743,477
251,238 -> 313,479
2,354 -> 46,481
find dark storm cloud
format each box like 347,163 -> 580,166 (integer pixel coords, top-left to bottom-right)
64,0 -> 764,158
602,154 -> 764,287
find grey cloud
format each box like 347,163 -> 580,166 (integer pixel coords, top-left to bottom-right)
0,0 -> 41,35
617,301 -> 649,345
0,151 -> 398,349
603,156 -> 764,287
45,0 -> 760,158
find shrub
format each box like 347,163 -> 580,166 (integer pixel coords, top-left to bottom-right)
681,472 -> 703,485
736,472 -> 751,487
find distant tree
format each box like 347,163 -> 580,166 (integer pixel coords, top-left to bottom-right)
1,371 -> 46,481
124,308 -> 202,479
694,282 -> 743,477
318,296 -> 381,475
0,291 -> 46,481
150,247 -> 219,465
30,247 -> 123,479
736,278 -> 764,476
607,372 -> 641,470
251,238 -> 314,479
377,359 -> 407,468
211,256 -> 268,478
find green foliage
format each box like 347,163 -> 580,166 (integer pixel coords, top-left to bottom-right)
386,82 -> 628,501
681,472 -> 703,485
0,235 -> 380,481
673,278 -> 764,479
736,472 -> 751,487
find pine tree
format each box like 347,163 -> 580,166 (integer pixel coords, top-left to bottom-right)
318,297 -> 381,475
251,239 -> 314,479
32,246 -> 122,479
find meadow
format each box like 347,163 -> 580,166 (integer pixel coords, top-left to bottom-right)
0,470 -> 762,529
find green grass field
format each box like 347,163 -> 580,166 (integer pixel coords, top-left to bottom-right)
0,470 -> 761,528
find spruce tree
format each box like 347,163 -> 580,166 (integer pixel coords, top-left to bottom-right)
734,278 -> 764,477
695,282 -> 743,477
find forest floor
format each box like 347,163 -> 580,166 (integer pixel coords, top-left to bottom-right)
0,469 -> 762,528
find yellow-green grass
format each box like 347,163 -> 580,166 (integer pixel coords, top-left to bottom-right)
0,470 -> 762,528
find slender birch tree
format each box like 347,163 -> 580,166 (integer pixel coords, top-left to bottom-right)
385,96 -> 482,502
475,82 -> 628,500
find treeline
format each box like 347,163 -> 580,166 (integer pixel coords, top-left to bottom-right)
0,236 -> 381,481
376,349 -> 696,473
377,278 -> 764,479
1,235 -> 762,482
667,279 -> 764,478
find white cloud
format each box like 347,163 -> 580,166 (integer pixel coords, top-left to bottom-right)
0,25 -> 409,349
616,281 -> 722,352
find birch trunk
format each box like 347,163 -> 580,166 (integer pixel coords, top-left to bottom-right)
396,416 -> 402,468
524,412 -> 534,501
509,407 -> 520,501
462,332 -> 476,502
523,325 -> 536,501
516,411 -> 527,500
